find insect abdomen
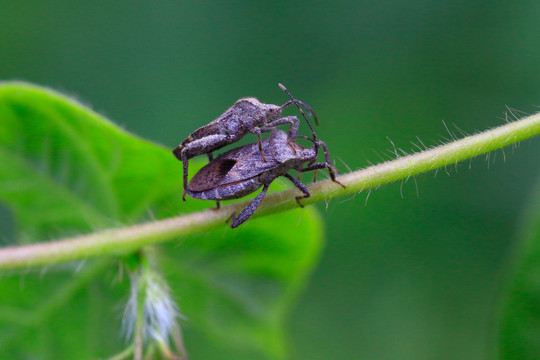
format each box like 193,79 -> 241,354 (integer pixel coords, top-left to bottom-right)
187,177 -> 261,201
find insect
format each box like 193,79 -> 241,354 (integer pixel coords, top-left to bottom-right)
172,84 -> 317,200
185,128 -> 345,228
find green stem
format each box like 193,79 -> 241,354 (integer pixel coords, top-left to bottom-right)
105,345 -> 134,360
0,112 -> 539,270
134,259 -> 147,360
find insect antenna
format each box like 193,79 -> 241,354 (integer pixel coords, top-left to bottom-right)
293,135 -> 319,182
280,99 -> 318,123
278,83 -> 319,142
294,134 -> 316,144
285,99 -> 319,125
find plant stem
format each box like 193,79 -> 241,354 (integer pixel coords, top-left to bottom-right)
105,345 -> 134,360
0,112 -> 539,270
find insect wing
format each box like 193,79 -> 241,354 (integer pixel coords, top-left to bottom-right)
188,142 -> 275,192
219,151 -> 276,185
188,158 -> 239,192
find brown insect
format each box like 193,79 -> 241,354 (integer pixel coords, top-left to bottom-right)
173,84 -> 317,200
185,127 -> 344,228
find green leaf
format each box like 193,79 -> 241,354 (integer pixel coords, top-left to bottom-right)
0,82 -> 323,359
499,177 -> 540,359
161,209 -> 322,358
0,82 -> 183,242
0,260 -> 127,359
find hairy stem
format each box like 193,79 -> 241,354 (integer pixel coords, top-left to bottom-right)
0,112 -> 539,270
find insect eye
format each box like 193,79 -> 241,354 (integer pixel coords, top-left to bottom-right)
219,159 -> 237,175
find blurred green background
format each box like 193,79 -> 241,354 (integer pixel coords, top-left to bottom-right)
1,1 -> 539,359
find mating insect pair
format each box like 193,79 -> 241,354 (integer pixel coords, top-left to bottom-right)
173,84 -> 344,228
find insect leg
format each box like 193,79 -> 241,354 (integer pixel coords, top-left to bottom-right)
207,152 -> 214,161
284,173 -> 310,207
180,135 -> 229,199
316,140 -> 336,169
249,127 -> 267,162
264,115 -> 300,137
294,134 -> 316,143
300,162 -> 346,188
231,184 -> 270,228
181,150 -> 189,200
